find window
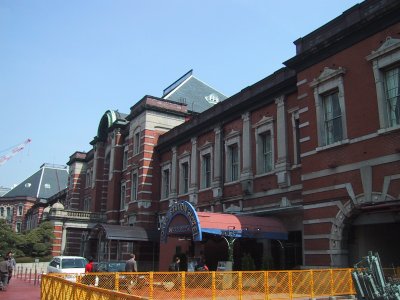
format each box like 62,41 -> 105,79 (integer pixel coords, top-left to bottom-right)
260,132 -> 273,173
225,134 -> 241,183
311,67 -> 347,147
131,172 -> 138,201
18,205 -> 23,216
255,119 -> 274,174
85,170 -> 91,187
123,147 -> 128,170
6,207 -> 11,222
199,145 -> 213,189
84,197 -> 91,211
162,167 -> 170,199
133,130 -> 140,155
201,154 -> 212,189
322,91 -> 343,144
367,37 -> 400,131
384,67 -> 400,127
228,144 -> 239,182
16,222 -> 21,233
0,207 -> 4,217
180,162 -> 189,194
120,184 -> 126,210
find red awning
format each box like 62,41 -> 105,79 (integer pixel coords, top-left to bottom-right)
197,211 -> 287,240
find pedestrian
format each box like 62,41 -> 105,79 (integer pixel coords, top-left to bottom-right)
0,255 -> 12,290
85,257 -> 94,273
82,257 -> 95,286
169,256 -> 180,271
125,254 -> 137,272
6,252 -> 16,283
196,257 -> 209,271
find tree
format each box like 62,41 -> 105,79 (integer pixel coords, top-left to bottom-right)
19,221 -> 54,257
0,219 -> 22,256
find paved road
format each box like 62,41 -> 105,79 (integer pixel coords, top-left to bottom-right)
1,277 -> 41,300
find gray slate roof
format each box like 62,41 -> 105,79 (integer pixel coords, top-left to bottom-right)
3,163 -> 68,199
163,71 -> 227,113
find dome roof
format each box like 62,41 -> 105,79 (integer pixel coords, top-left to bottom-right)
43,206 -> 51,213
52,201 -> 64,210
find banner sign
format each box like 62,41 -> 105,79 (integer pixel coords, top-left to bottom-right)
160,201 -> 202,243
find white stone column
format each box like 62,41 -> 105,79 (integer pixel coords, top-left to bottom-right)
213,126 -> 222,184
109,132 -> 116,180
275,96 -> 290,187
170,146 -> 177,197
240,112 -> 253,195
212,127 -> 223,199
93,145 -> 98,189
61,224 -> 67,255
189,138 -> 198,203
241,112 -> 252,178
275,96 -> 288,168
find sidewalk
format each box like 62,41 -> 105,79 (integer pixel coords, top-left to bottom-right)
2,277 -> 41,300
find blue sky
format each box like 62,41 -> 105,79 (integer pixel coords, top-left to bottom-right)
0,0 -> 360,189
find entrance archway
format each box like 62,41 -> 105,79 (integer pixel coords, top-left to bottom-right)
330,194 -> 400,267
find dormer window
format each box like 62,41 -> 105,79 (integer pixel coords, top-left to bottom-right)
205,93 -> 220,104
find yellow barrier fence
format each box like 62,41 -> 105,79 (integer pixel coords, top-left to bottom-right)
42,269 -> 356,300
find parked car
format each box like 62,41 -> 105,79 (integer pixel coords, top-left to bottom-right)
83,261 -> 128,289
93,261 -> 126,272
47,256 -> 88,282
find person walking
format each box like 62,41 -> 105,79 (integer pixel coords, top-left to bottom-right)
125,254 -> 137,272
0,255 -> 12,290
6,252 -> 16,283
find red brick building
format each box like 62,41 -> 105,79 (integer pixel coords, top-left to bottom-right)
45,0 -> 400,270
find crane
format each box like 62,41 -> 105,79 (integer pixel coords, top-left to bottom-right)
0,139 -> 32,166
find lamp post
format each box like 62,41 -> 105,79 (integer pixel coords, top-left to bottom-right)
222,226 -> 237,264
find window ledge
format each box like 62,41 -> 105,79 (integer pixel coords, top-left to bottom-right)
198,187 -> 212,192
254,170 -> 275,179
378,125 -> 400,135
291,164 -> 302,169
316,139 -> 349,152
224,180 -> 240,186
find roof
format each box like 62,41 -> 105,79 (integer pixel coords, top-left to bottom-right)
162,70 -> 227,113
3,163 -> 68,198
197,212 -> 288,240
97,110 -> 129,142
156,67 -> 296,151
93,224 -> 159,242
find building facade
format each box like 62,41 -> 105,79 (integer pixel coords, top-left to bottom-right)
39,0 -> 400,270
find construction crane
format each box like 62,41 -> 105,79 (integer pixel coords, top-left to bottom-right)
0,139 -> 32,166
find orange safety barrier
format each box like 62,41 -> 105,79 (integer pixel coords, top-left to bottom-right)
42,268 -> 356,300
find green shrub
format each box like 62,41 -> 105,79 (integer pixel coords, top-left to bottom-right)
15,255 -> 52,263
